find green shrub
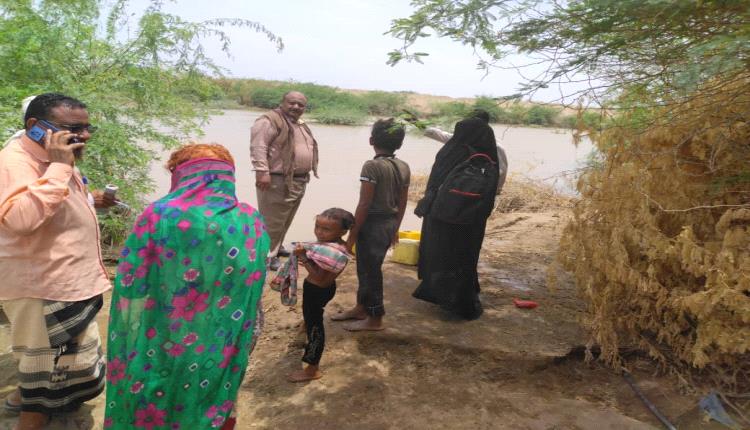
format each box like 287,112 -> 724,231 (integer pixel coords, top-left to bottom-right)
99,210 -> 138,247
286,83 -> 362,112
244,81 -> 370,114
499,103 -> 528,124
559,115 -> 578,129
559,111 -> 605,130
581,111 -> 605,130
362,91 -> 406,115
249,86 -> 287,109
525,105 -> 559,126
471,96 -> 504,121
433,101 -> 471,118
311,107 -> 367,125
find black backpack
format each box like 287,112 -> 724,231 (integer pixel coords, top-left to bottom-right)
430,152 -> 498,224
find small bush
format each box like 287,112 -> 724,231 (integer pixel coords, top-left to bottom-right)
559,115 -> 578,129
559,111 -> 606,130
498,103 -> 528,125
525,105 -> 559,126
248,86 -> 286,109
472,96 -> 504,122
362,91 -> 406,115
433,101 -> 471,118
311,107 -> 366,125
99,209 -> 138,247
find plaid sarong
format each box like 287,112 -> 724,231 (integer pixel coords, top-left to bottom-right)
271,242 -> 351,305
2,297 -> 105,415
44,295 -> 103,348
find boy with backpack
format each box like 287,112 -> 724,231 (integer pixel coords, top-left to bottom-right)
332,118 -> 410,331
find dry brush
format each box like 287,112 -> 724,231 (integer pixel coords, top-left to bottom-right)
558,80 -> 750,397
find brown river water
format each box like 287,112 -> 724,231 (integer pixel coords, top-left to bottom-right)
146,109 -> 593,244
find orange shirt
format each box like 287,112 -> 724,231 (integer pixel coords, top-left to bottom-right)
0,135 -> 111,301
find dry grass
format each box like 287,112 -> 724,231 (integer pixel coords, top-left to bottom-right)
494,174 -> 573,213
408,173 -> 573,214
407,174 -> 428,203
558,76 -> 750,398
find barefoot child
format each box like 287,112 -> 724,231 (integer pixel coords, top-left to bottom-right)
272,208 -> 354,382
332,118 -> 410,331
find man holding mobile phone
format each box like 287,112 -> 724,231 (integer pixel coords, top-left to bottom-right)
0,93 -> 111,429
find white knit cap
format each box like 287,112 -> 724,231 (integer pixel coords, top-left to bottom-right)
21,95 -> 37,116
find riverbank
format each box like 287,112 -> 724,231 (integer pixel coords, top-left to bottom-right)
0,190 -> 717,429
0,116 -> 714,429
212,78 -> 603,129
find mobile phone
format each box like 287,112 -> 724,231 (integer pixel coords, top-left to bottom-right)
27,120 -> 81,145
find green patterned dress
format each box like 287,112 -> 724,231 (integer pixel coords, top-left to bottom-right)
105,158 -> 269,429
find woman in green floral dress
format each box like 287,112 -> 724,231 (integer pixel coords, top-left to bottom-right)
105,144 -> 269,429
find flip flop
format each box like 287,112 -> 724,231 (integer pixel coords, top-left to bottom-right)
4,398 -> 21,415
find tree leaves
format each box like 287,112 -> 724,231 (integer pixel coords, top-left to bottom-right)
388,0 -> 750,104
0,0 -> 281,243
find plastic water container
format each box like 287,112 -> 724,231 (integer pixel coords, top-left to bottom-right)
391,238 -> 420,265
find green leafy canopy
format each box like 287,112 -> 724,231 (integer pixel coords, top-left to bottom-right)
0,0 -> 282,207
388,0 -> 750,106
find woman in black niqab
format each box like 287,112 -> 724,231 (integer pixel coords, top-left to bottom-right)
413,114 -> 499,320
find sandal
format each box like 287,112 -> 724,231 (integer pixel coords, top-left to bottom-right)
4,398 -> 21,415
4,388 -> 22,415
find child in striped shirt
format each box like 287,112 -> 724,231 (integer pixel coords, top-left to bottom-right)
285,208 -> 354,382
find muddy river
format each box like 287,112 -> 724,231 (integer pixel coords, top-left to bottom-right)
147,110 -> 593,243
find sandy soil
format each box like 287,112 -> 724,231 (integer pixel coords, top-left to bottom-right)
0,210 -> 724,429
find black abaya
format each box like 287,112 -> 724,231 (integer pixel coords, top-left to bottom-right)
413,117 -> 499,320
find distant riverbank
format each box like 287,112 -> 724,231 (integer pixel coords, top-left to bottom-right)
211,78 -> 604,129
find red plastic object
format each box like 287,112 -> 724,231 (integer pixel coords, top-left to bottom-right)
513,298 -> 539,309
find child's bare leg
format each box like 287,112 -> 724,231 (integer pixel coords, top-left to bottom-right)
287,364 -> 322,383
330,304 -> 367,321
343,315 -> 384,332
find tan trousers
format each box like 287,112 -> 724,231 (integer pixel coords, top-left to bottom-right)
257,175 -> 308,256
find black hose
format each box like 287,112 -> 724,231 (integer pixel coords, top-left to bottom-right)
622,368 -> 677,430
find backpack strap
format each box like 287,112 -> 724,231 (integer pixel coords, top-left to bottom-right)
463,144 -> 496,164
468,153 -> 495,163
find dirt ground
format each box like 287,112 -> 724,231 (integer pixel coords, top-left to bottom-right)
0,209 -> 727,429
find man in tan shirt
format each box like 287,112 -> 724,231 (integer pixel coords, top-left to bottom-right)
0,93 -> 114,429
250,91 -> 319,270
